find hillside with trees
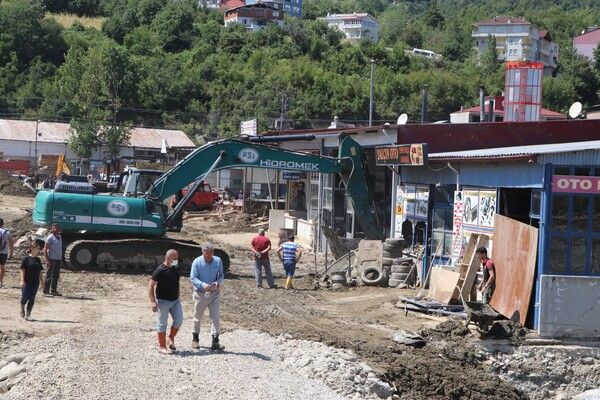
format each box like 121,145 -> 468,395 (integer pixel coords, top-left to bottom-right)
2,0 -> 600,140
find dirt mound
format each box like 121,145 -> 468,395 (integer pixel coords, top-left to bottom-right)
0,171 -> 35,197
420,320 -> 471,340
487,320 -> 528,340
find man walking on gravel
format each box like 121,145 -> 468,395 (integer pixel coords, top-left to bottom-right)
0,218 -> 14,289
43,223 -> 63,296
250,228 -> 275,289
277,234 -> 303,290
190,242 -> 225,351
148,249 -> 183,355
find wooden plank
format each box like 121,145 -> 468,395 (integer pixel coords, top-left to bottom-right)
428,267 -> 461,304
460,234 -> 489,301
489,215 -> 539,326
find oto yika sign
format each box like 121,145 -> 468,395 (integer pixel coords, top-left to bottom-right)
552,175 -> 600,194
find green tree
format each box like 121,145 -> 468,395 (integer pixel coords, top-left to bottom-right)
425,0 -> 445,28
403,24 -> 423,48
481,35 -> 499,74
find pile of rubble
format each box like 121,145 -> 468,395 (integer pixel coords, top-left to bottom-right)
0,351 -> 54,394
183,210 -> 268,233
0,171 -> 35,197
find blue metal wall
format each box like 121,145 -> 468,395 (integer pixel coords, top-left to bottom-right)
400,161 -> 544,188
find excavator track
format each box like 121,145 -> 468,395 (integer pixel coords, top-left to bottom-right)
65,238 -> 230,275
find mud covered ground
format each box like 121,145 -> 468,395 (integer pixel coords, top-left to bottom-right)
1,194 -> 598,399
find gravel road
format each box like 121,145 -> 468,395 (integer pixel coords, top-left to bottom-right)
2,326 -> 350,400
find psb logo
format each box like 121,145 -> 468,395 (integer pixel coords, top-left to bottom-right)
239,148 -> 259,164
106,200 -> 129,217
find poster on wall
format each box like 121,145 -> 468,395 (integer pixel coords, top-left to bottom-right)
405,185 -> 416,216
450,191 -> 464,264
479,190 -> 497,228
463,190 -> 480,227
415,187 -> 429,219
394,186 -> 406,238
462,188 -> 497,235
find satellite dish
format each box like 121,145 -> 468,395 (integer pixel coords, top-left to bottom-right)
397,113 -> 408,125
569,102 -> 583,119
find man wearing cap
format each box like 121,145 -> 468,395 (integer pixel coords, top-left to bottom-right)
0,218 -> 14,289
250,228 -> 275,289
190,242 -> 225,351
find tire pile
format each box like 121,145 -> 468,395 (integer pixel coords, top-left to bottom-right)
381,238 -> 417,288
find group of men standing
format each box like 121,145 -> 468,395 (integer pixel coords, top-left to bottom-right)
251,229 -> 303,290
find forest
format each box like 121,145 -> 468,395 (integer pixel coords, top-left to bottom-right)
2,0 -> 600,147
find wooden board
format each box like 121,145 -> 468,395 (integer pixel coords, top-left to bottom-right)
428,267 -> 461,304
489,215 -> 539,326
459,234 -> 489,301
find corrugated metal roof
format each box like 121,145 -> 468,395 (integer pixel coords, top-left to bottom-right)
429,140 -> 600,160
0,119 -> 194,149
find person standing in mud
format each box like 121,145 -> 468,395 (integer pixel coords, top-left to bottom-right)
43,223 -> 63,296
20,239 -> 45,320
277,234 -> 303,290
0,218 -> 14,289
148,249 -> 183,355
476,246 -> 496,304
250,228 -> 275,289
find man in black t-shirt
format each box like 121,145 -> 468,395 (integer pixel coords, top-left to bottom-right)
20,239 -> 45,320
148,249 -> 183,355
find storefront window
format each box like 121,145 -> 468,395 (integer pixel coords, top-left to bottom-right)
551,195 -> 568,231
571,237 -> 587,274
592,198 -> 600,232
307,173 -> 319,220
549,237 -> 567,274
572,196 -> 589,232
592,239 -> 600,275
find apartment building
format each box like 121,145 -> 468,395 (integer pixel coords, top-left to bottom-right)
472,16 -> 559,74
320,12 -> 379,43
246,0 -> 302,18
224,3 -> 284,31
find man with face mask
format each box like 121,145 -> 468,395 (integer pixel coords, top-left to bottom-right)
148,249 -> 183,355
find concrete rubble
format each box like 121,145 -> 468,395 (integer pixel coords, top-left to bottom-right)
276,334 -> 395,399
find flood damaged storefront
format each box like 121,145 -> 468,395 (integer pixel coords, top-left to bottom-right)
388,142 -> 600,338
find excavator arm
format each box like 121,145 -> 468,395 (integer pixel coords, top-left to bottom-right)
149,137 -> 384,240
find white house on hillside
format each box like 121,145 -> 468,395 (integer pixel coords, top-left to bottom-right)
320,12 -> 378,43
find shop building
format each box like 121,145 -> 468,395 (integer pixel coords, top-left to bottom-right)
387,119 -> 600,338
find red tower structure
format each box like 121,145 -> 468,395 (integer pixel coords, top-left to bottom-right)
504,61 -> 544,122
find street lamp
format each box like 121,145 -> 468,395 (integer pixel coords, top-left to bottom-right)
369,59 -> 375,127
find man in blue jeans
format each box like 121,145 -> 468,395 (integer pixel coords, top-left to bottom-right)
250,229 -> 275,289
43,223 -> 63,296
277,234 -> 303,290
148,249 -> 183,355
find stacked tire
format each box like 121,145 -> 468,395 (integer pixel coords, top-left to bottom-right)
331,271 -> 347,290
388,262 -> 415,288
382,238 -> 405,267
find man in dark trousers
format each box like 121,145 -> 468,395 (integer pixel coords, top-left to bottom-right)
250,228 -> 275,289
148,249 -> 183,355
43,224 -> 63,296
20,239 -> 45,320
0,218 -> 14,289
190,242 -> 224,351
476,246 -> 496,304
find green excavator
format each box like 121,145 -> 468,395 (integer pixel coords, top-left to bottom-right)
32,136 -> 384,273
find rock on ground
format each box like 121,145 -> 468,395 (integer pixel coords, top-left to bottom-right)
0,325 -> 356,400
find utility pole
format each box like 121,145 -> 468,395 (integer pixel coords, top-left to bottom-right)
34,119 -> 40,169
369,59 -> 375,127
420,85 -> 429,124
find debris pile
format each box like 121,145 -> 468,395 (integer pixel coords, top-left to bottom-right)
276,334 -> 395,399
0,351 -> 54,394
486,346 -> 600,400
0,171 -> 35,197
183,210 -> 267,233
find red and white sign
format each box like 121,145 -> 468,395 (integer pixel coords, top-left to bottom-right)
552,175 -> 600,194
450,191 -> 464,264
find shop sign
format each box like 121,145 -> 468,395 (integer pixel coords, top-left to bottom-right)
394,186 -> 406,238
450,191 -> 464,264
552,175 -> 600,194
283,171 -> 303,180
375,144 -> 428,166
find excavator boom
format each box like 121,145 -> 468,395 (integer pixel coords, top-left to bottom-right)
150,137 -> 383,239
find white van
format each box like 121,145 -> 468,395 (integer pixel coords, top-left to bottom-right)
412,48 -> 437,59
